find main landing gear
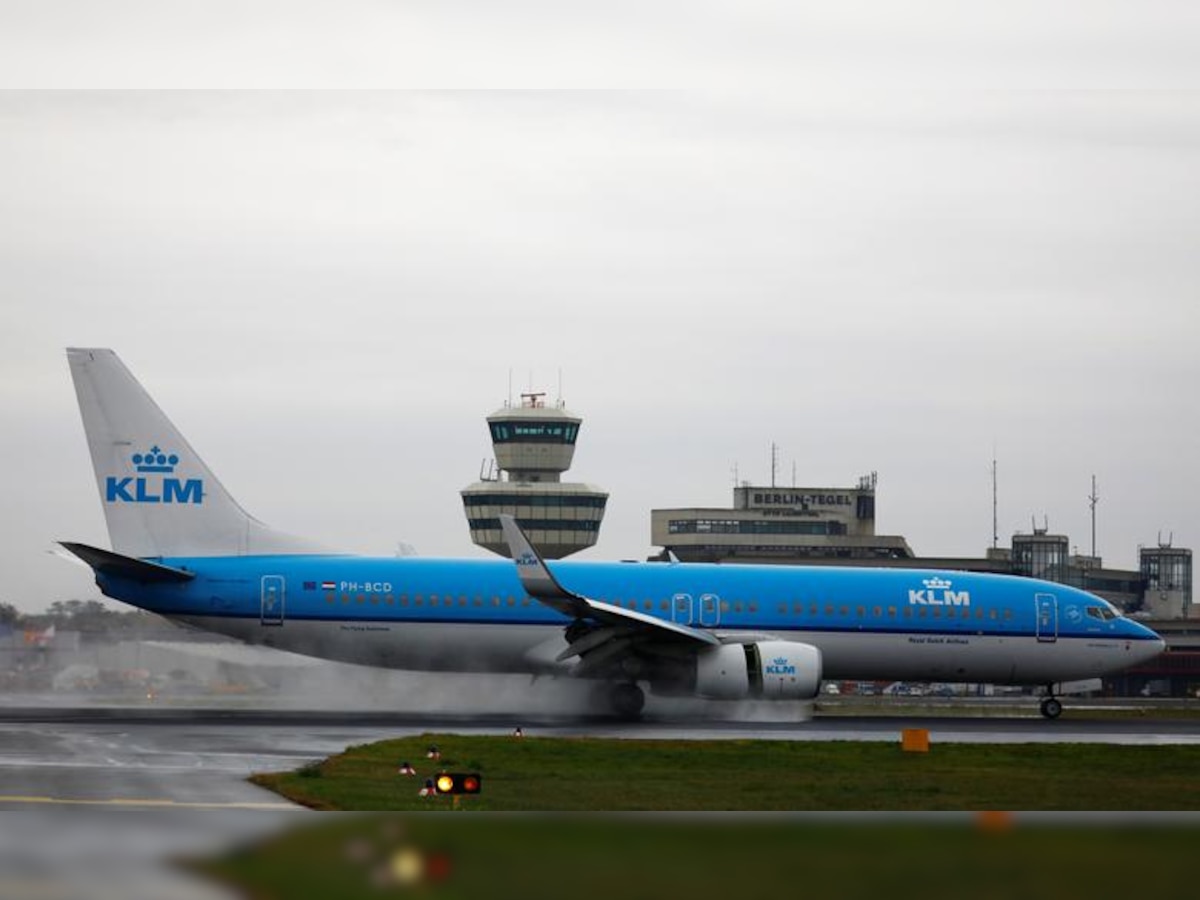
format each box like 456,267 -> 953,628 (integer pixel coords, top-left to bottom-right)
1039,692 -> 1063,720
607,682 -> 646,720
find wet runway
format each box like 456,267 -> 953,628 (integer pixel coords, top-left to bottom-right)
0,703 -> 1196,898
4,704 -> 1198,813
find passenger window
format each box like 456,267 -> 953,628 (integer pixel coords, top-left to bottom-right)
825,605 -> 835,616
749,603 -> 758,613
873,606 -> 882,617
839,606 -> 849,616
810,604 -> 818,615
778,604 -> 788,615
887,606 -> 896,618
1004,609 -> 1013,620
856,606 -> 865,617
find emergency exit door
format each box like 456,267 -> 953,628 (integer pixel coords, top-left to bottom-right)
261,575 -> 285,626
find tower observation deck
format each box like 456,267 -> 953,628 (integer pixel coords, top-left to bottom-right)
461,391 -> 608,558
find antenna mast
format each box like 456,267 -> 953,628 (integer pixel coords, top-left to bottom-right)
991,453 -> 998,550
770,442 -> 779,488
1088,474 -> 1099,559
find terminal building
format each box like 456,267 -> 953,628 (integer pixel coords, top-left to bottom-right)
461,392 -> 608,559
652,473 -> 915,564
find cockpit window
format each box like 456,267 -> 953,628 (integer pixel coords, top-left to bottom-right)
1086,607 -> 1104,621
1087,606 -> 1118,621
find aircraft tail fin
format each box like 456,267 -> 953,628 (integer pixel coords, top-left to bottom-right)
67,348 -> 319,558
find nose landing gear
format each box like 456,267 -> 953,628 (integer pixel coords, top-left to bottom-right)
1039,694 -> 1063,719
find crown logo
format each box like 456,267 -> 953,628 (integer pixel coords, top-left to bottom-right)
923,577 -> 951,590
132,445 -> 179,473
773,657 -> 789,667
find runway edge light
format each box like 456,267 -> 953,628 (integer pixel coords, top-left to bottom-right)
435,773 -> 482,795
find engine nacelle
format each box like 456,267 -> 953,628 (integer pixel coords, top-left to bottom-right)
694,641 -> 822,701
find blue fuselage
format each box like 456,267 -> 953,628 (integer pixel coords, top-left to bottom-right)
98,555 -> 1164,686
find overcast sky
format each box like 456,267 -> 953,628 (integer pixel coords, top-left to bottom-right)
2,4 -> 1198,612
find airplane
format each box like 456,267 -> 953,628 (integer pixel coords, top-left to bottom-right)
60,348 -> 1165,719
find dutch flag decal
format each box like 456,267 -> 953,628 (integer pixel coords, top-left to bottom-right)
321,581 -> 336,591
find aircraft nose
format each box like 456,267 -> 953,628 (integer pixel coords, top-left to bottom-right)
1135,634 -> 1167,664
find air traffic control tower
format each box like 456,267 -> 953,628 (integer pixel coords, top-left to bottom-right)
461,392 -> 608,558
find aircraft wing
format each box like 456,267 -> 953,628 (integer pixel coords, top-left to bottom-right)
499,515 -> 720,665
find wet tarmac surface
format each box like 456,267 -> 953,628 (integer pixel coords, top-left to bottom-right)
0,703 -> 1196,898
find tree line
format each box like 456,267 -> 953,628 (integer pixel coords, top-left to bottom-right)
0,600 -> 173,634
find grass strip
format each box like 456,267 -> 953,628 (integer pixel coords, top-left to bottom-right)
251,733 -> 1200,811
192,817 -> 1200,900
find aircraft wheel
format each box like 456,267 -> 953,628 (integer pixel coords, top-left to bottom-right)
609,682 -> 645,719
1040,697 -> 1063,720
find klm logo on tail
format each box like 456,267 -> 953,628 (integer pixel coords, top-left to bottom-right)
105,446 -> 204,505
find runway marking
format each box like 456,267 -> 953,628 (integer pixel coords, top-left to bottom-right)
0,794 -> 297,810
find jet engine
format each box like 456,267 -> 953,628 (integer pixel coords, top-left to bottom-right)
693,641 -> 822,700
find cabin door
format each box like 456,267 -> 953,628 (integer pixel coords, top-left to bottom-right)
699,593 -> 721,627
261,575 -> 286,626
1035,592 -> 1057,643
671,593 -> 693,625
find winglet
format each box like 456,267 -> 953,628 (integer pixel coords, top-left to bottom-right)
499,515 -> 719,646
499,515 -> 587,617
